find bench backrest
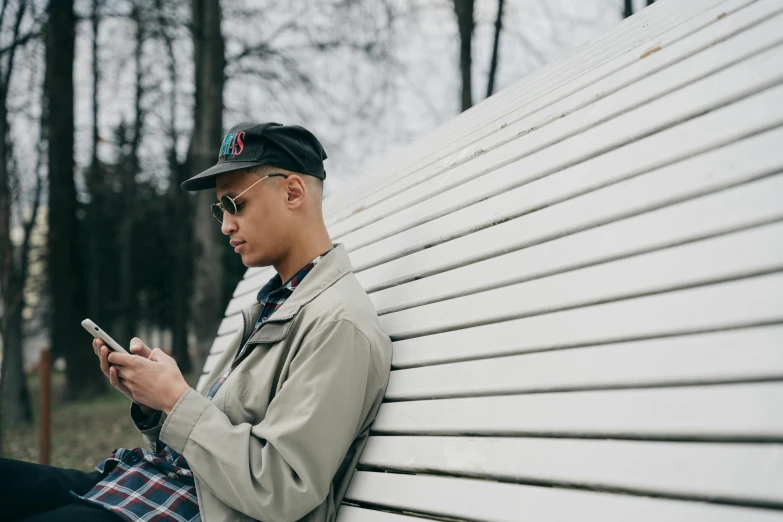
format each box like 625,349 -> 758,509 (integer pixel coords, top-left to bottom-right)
202,0 -> 783,519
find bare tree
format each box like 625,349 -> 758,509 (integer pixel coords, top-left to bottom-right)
116,1 -> 148,346
46,0 -> 105,400
0,0 -> 40,442
85,0 -> 104,322
154,0 -> 191,374
486,0 -> 504,98
453,0 -> 475,112
623,0 -> 633,18
188,0 -> 225,374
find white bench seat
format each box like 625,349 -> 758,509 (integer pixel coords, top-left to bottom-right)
343,472 -> 782,522
358,436 -> 783,505
202,0 -> 783,519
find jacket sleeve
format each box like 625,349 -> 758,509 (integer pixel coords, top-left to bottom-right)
158,319 -> 373,522
130,402 -> 167,453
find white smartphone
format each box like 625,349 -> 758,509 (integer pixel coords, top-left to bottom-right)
81,318 -> 130,355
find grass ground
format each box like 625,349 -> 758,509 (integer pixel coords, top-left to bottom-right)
3,369 -> 200,471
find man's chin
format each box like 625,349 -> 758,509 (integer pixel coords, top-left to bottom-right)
239,253 -> 256,267
240,252 -> 268,268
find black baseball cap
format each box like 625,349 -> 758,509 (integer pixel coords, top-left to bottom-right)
181,122 -> 328,191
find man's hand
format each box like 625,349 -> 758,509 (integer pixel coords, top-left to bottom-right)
108,347 -> 191,415
94,337 -> 157,414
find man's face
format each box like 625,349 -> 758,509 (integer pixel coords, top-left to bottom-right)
215,168 -> 290,267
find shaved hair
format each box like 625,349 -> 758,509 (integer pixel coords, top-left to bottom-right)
248,164 -> 323,202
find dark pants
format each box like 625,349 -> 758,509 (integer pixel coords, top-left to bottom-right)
0,457 -> 123,521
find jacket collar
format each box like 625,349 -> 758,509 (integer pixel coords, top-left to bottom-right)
240,242 -> 353,344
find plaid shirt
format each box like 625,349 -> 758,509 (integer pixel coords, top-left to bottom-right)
68,246 -> 334,522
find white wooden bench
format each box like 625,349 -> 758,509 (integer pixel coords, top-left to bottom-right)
201,0 -> 783,519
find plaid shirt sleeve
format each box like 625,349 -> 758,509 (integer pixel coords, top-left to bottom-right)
131,402 -> 162,430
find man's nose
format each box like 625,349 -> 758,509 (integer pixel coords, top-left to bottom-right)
221,212 -> 238,235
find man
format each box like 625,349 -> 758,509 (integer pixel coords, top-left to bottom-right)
0,122 -> 393,522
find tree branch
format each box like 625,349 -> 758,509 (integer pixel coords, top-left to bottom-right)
3,0 -> 27,93
486,0 -> 504,99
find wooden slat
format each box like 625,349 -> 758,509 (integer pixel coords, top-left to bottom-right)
337,507 -> 422,522
210,332 -> 234,355
372,382 -> 783,440
217,312 -> 243,336
369,167 -> 783,313
331,4 -> 783,241
202,352 -> 224,374
233,266 -> 274,297
357,125 -> 783,296
391,272 -> 783,368
379,221 -> 783,339
325,0 -> 745,221
345,471 -> 783,522
227,286 -> 263,316
198,334 -> 237,382
348,50 -> 783,272
359,436 -> 783,505
386,325 -> 783,400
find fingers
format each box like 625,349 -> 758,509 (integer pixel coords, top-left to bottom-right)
129,337 -> 152,358
99,346 -> 110,376
109,365 -> 119,387
92,337 -> 106,355
94,339 -> 134,401
109,366 -> 131,394
107,351 -> 135,367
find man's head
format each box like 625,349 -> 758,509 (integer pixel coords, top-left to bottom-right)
181,122 -> 331,269
214,164 -> 324,267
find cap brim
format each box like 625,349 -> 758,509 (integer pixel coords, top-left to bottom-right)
180,160 -> 267,192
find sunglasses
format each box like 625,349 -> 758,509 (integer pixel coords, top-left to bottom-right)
211,173 -> 289,223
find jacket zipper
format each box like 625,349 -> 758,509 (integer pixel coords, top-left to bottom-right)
203,310 -> 250,394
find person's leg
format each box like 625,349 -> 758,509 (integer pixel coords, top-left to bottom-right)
18,503 -> 124,522
0,456 -> 107,521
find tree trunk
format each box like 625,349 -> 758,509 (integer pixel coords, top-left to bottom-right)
170,158 -> 192,375
623,0 -> 633,18
1,0 -> 39,436
155,0 -> 193,374
86,0 -> 102,322
453,0 -> 475,112
118,6 -> 144,347
0,104 -> 32,431
1,275 -> 32,428
486,0 -> 504,99
46,0 -> 105,400
188,0 -> 225,374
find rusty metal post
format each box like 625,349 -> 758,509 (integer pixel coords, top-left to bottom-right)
39,349 -> 51,465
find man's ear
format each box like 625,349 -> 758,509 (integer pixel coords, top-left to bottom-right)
285,175 -> 306,208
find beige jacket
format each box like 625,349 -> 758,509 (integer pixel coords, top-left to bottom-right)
134,243 -> 392,522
